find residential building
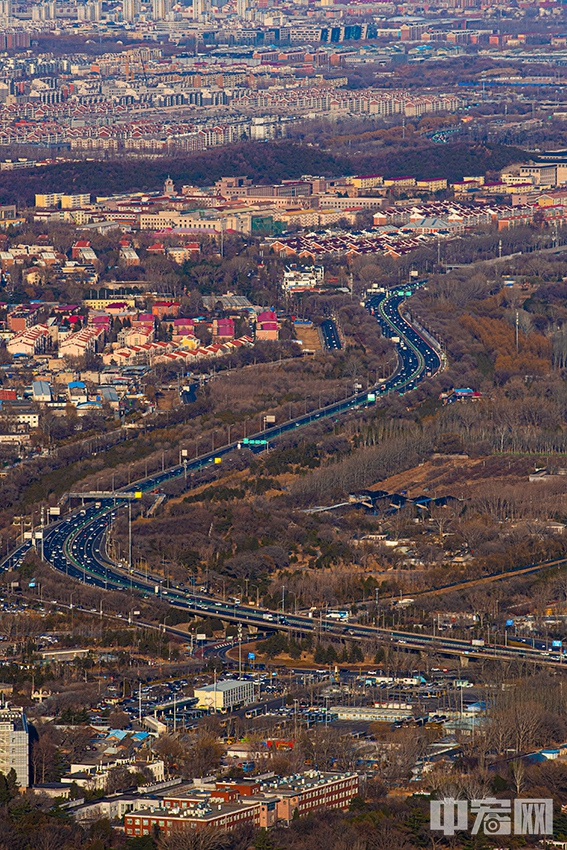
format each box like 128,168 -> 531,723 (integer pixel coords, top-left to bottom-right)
0,401 -> 39,429
212,318 -> 235,340
123,771 -> 358,838
6,325 -> 50,357
416,178 -> 448,192
151,302 -> 180,319
67,382 -> 88,405
59,326 -> 105,359
349,174 -> 384,191
119,247 -> 140,266
8,311 -> 39,333
35,193 -> 90,209
256,310 -> 279,341
281,265 -> 324,294
383,176 -> 417,189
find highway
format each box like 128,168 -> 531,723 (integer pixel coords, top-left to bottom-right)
367,287 -> 442,395
1,282 -> 501,663
320,319 -> 342,351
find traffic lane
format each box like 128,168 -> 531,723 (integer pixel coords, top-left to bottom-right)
320,319 -> 342,352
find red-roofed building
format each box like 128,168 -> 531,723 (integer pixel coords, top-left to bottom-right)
132,313 -> 155,328
152,301 -> 180,319
212,318 -> 235,340
71,239 -> 91,260
256,310 -> 279,341
172,317 -> 195,338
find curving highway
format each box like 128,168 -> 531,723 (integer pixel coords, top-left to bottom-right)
1,282 -> 502,661
367,287 -> 442,395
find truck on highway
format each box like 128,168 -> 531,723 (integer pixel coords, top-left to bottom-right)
262,612 -> 274,621
471,639 -> 485,647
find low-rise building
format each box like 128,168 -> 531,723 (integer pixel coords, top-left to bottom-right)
416,178 -> 447,192
256,310 -> 279,341
7,324 -> 50,357
193,679 -> 255,712
212,318 -> 234,340
262,771 -> 359,823
281,265 -> 324,294
124,798 -> 273,838
32,381 -> 52,403
123,771 -> 358,838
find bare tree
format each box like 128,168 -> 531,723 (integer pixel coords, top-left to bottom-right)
158,827 -> 229,850
510,759 -> 526,796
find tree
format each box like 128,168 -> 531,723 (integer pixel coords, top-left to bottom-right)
153,735 -> 185,779
31,735 -> 58,785
510,759 -> 526,796
254,827 -> 280,850
158,826 -> 229,850
183,730 -> 224,778
0,769 -> 18,804
105,766 -> 134,795
107,709 -> 131,729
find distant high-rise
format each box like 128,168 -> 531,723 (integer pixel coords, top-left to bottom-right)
77,0 -> 101,20
0,0 -> 12,20
122,0 -> 140,21
193,0 -> 210,23
151,0 -> 170,20
236,0 -> 246,18
34,1 -> 57,20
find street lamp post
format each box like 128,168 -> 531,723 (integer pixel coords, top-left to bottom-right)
128,501 -> 132,582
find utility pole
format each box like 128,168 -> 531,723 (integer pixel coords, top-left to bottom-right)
128,501 -> 132,577
515,310 -> 519,354
238,623 -> 242,678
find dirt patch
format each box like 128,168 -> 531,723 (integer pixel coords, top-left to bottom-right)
369,455 -> 538,500
295,325 -> 322,352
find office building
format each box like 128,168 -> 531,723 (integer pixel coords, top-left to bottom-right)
193,679 -> 254,711
262,771 -> 359,823
0,707 -> 29,788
